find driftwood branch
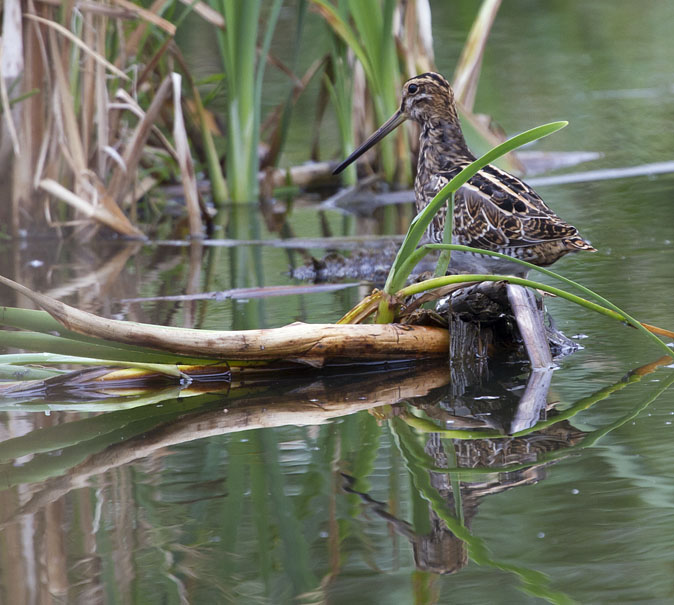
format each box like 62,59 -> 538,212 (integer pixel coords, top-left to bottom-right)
506,283 -> 553,369
0,275 -> 449,364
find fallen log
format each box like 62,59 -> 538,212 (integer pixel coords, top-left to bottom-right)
0,275 -> 448,365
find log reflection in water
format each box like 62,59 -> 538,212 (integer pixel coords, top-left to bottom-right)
0,362 -> 451,526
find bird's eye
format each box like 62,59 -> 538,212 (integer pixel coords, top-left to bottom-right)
408,83 -> 419,94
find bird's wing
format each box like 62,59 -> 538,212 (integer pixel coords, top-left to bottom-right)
421,165 -> 581,249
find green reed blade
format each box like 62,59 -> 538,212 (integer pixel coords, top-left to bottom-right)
396,270 -> 673,359
382,120 -> 568,299
390,416 -> 575,604
0,363 -> 63,381
311,0 -> 373,82
402,240 -> 674,357
324,68 -> 356,184
0,306 -> 217,364
213,0 -> 281,202
0,352 -> 185,377
434,192 -> 455,277
315,0 -> 407,182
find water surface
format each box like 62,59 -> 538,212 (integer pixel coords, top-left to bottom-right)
1,2 -> 674,603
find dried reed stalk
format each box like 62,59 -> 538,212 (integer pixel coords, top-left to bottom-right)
38,179 -> 144,237
0,44 -> 21,156
452,0 -> 501,110
23,13 -> 129,80
5,3 -> 203,238
397,0 -> 435,76
106,76 -> 173,203
171,73 -> 202,238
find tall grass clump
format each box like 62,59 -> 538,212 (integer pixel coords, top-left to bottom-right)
323,37 -> 357,186
317,0 -> 513,186
313,0 -> 411,184
212,0 -> 283,203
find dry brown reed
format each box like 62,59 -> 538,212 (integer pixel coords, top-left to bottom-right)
0,0 -> 206,239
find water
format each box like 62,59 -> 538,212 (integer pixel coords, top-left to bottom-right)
1,2 -> 674,603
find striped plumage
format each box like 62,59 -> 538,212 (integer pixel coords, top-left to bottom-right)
334,72 -> 596,273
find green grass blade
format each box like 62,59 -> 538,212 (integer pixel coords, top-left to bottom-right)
311,0 -> 373,82
0,306 -> 219,363
347,0 -> 383,79
0,387 -> 189,413
0,401 -> 198,485
434,192 -> 454,277
0,363 -> 63,381
324,70 -> 356,184
400,361 -> 674,452
0,352 -> 186,377
390,416 -> 575,604
423,242 -> 673,355
317,0 -> 406,182
0,330 -> 191,364
216,0 -> 264,202
383,121 -> 568,296
254,0 -> 283,140
396,271 -> 673,358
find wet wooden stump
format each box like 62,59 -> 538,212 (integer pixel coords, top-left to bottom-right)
437,280 -> 576,375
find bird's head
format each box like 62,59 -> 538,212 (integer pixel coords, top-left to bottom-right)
332,72 -> 456,175
399,72 -> 456,123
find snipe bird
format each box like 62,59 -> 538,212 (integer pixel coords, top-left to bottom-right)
333,72 -> 596,274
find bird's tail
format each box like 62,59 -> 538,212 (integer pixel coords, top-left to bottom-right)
564,236 -> 597,252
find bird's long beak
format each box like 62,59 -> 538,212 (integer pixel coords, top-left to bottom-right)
332,110 -> 407,175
